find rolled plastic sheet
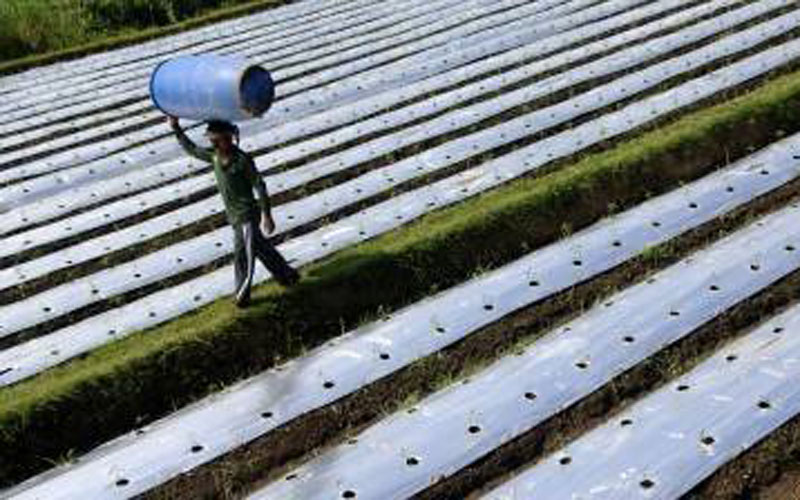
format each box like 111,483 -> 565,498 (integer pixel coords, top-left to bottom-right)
149,54 -> 275,122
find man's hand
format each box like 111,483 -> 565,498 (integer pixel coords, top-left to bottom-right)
167,115 -> 179,129
260,211 -> 276,235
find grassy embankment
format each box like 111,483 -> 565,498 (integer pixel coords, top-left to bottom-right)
3,66 -> 800,487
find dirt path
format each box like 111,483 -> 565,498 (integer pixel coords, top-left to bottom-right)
759,467 -> 800,500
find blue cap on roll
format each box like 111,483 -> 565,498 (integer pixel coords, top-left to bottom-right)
241,66 -> 275,117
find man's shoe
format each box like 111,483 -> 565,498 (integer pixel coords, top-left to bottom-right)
235,295 -> 251,309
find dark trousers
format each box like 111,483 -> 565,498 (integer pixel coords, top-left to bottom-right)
231,213 -> 298,305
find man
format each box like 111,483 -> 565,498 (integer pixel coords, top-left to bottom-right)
169,116 -> 299,308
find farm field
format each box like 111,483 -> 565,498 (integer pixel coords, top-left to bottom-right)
3,0 -> 800,498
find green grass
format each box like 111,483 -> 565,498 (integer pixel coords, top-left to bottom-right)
0,0 -> 293,74
3,67 -> 800,486
0,1 -> 90,60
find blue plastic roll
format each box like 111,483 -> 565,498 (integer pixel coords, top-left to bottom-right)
150,54 -> 275,122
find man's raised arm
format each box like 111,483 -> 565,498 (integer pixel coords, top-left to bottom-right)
168,116 -> 214,163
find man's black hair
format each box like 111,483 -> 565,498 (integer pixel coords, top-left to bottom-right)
206,120 -> 238,135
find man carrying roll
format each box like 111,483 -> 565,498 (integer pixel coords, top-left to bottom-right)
169,116 -> 300,308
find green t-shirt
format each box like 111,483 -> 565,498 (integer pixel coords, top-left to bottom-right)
174,127 -> 270,224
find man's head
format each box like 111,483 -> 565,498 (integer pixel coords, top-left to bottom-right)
204,120 -> 238,155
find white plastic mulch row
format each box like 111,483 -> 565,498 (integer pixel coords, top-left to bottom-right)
5,129 -> 799,500
0,0 -> 415,109
0,0 -> 575,192
0,0 -> 382,99
248,185 -> 800,500
0,0 -> 592,208
0,7 -> 800,336
484,303 -> 800,499
2,33 -> 799,387
0,0 -> 357,91
0,0 -> 531,134
0,0 -> 478,148
0,1 -> 494,150
0,0 -> 784,291
0,0 -> 689,221
0,0 -> 624,210
0,0 -> 574,139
